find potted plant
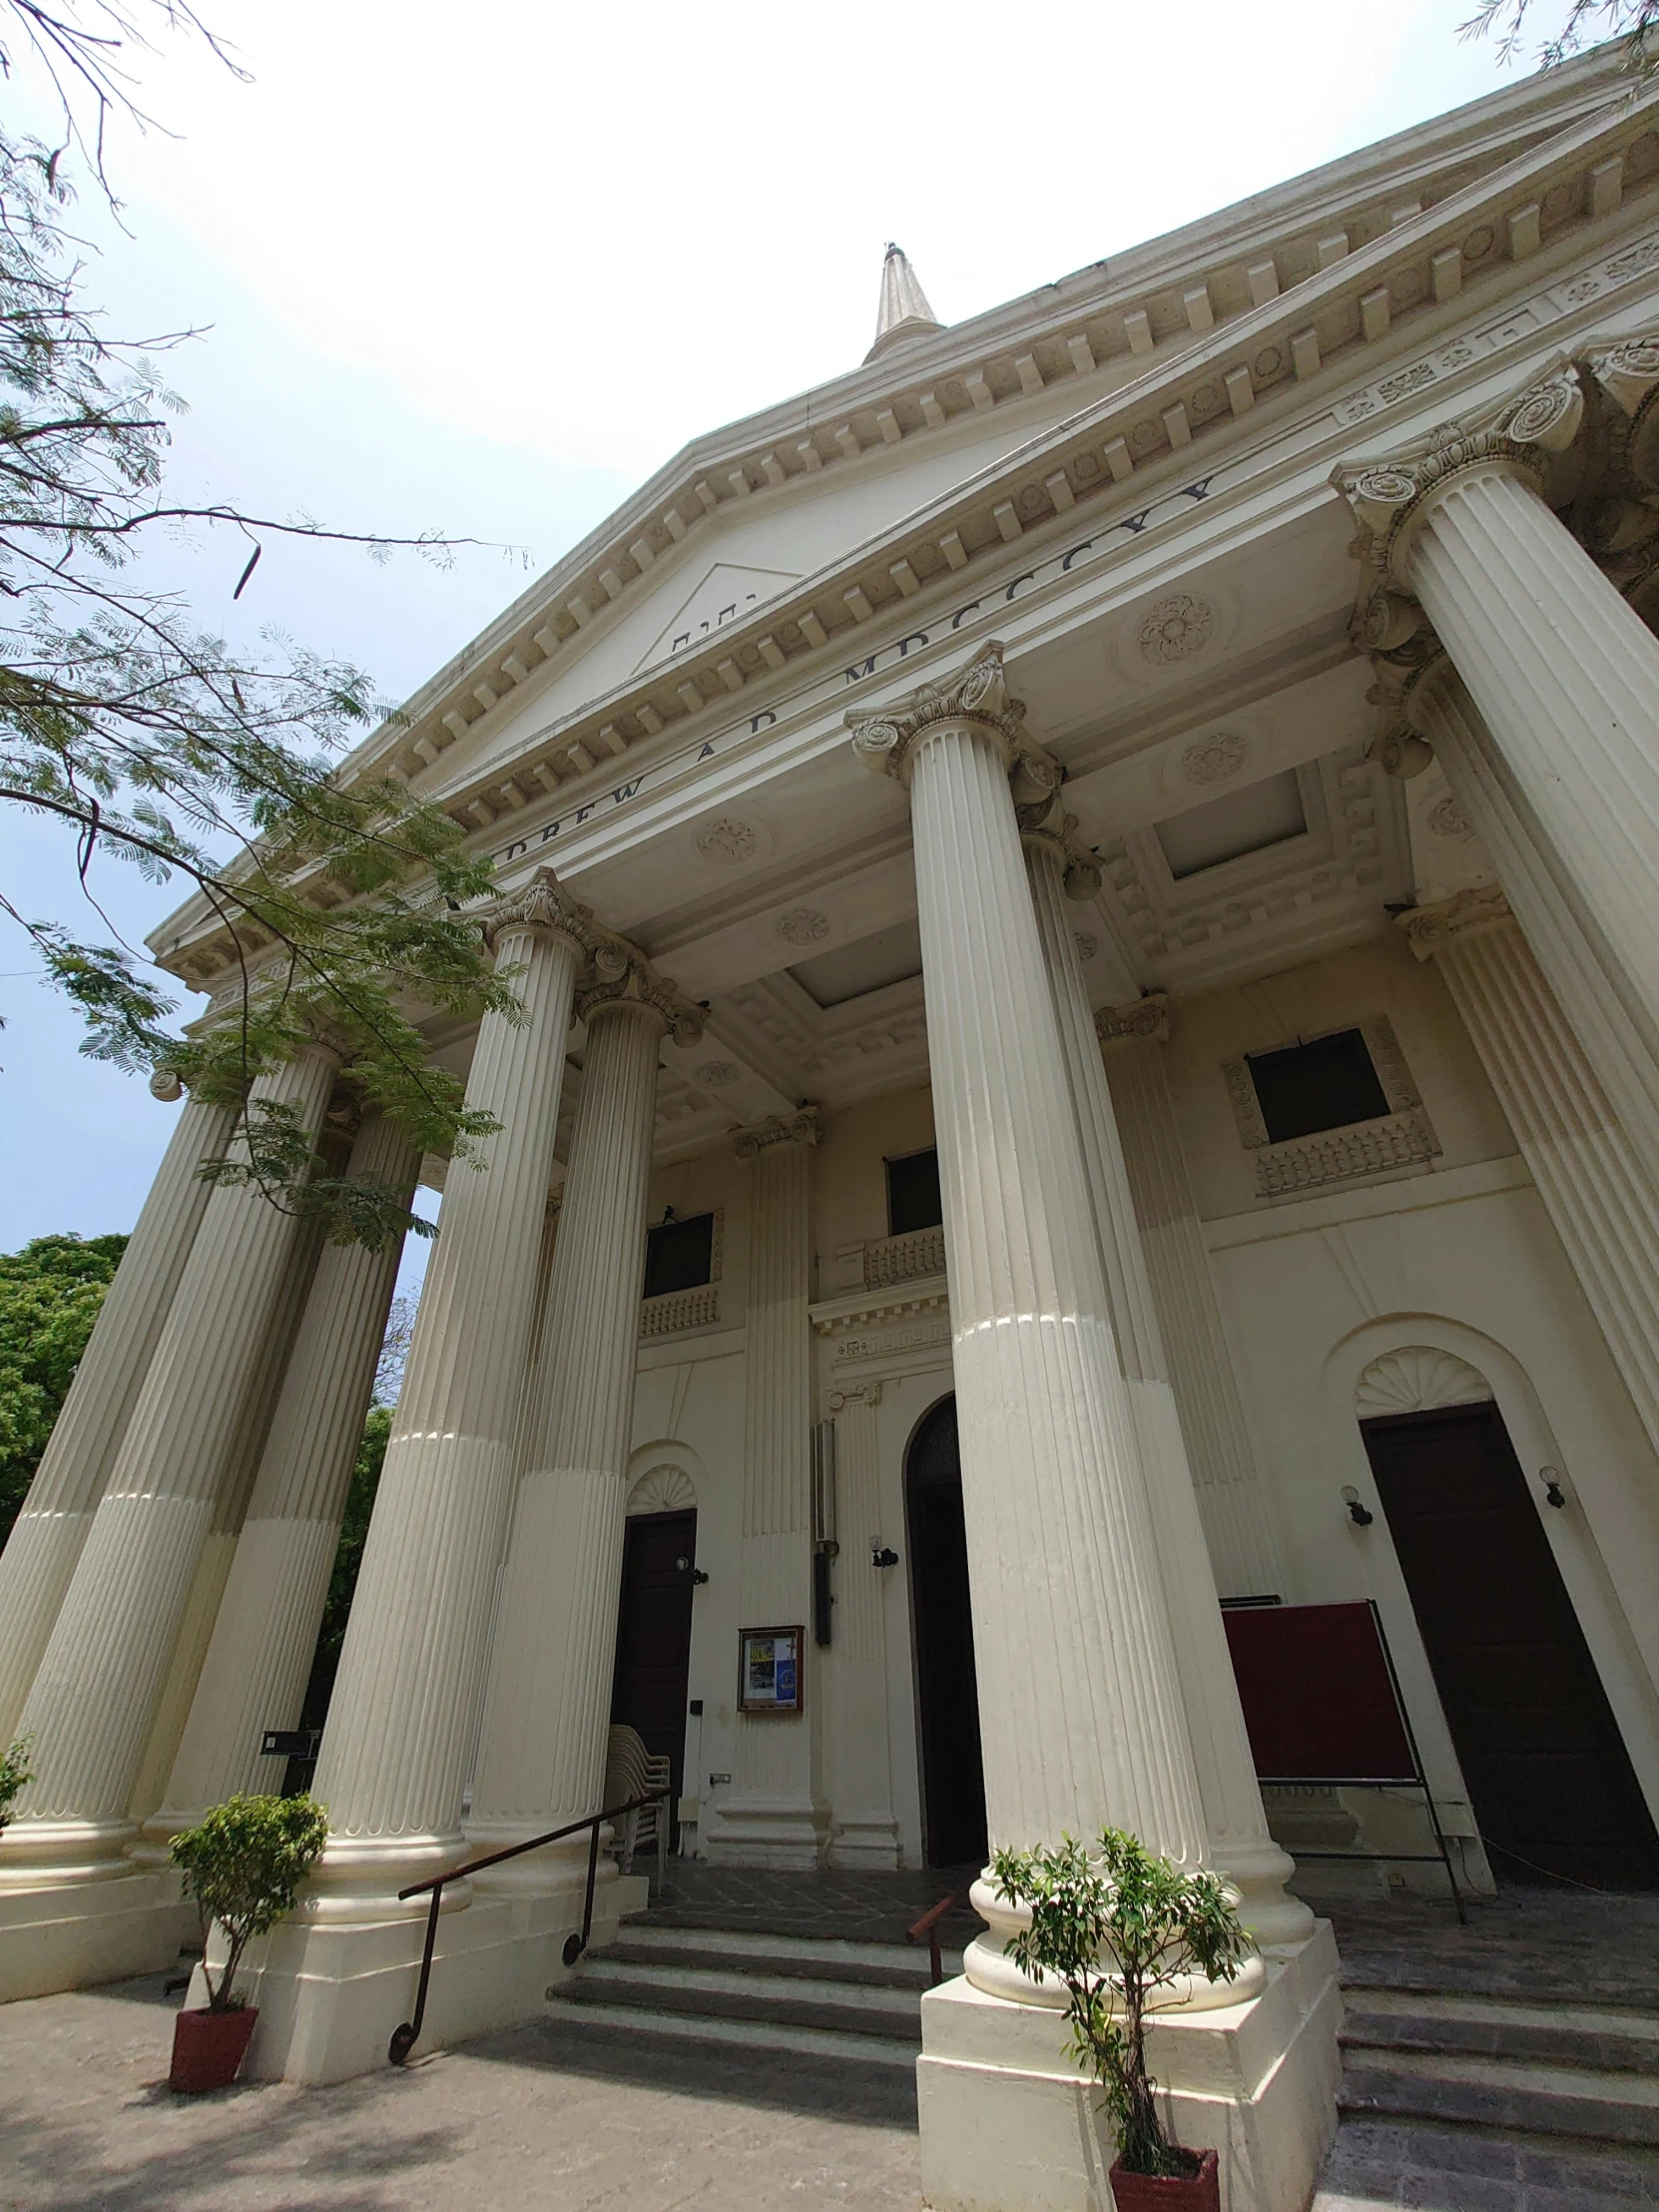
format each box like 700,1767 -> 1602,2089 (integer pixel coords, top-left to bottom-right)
167,1792 -> 329,2092
0,1735 -> 33,1829
991,1827 -> 1248,2211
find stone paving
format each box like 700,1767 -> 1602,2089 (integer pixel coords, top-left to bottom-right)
2,1874 -> 1656,2210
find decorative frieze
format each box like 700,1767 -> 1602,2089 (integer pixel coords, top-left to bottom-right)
810,1278 -> 950,1370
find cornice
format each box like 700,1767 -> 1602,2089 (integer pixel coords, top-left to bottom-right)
411,83 -> 1659,833
809,1273 -> 949,1337
152,67 -> 1659,985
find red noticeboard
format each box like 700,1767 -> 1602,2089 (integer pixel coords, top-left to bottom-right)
1222,1599 -> 1417,1784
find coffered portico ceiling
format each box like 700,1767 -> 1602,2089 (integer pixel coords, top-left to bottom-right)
149,54 -> 1659,1155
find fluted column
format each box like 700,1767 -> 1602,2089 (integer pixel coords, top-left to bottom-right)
1,1043 -> 339,1874
147,1114 -> 420,1834
305,877 -> 586,1907
1026,836 -> 1309,1948
468,958 -> 701,1879
1403,659 -> 1659,1180
852,644 -> 1234,2008
824,1382 -> 899,1869
0,1080 -> 236,1745
1096,1003 -> 1288,1601
1405,891 -> 1659,1463
1342,365 -> 1659,1055
708,1106 -> 824,1867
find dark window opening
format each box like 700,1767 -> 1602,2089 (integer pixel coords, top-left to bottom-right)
643,1212 -> 715,1299
1248,1028 -> 1390,1145
886,1148 -> 942,1237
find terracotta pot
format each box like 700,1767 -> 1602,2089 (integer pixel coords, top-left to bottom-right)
1109,2147 -> 1221,2212
169,2003 -> 259,2093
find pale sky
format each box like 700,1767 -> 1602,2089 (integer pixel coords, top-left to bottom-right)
0,0 -> 1535,1275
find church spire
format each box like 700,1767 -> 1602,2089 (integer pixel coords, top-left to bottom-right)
864,242 -> 943,363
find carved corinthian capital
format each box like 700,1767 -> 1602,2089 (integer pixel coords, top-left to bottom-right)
1022,809 -> 1104,900
1589,331 -> 1659,494
1333,364 -> 1586,587
482,865 -> 594,951
1397,885 -> 1514,959
577,940 -> 706,1046
1095,993 -> 1171,1047
847,640 -> 1062,824
731,1104 -> 823,1160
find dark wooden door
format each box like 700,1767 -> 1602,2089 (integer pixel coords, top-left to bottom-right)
610,1510 -> 697,1826
1362,1403 -> 1659,1889
906,1396 -> 987,1868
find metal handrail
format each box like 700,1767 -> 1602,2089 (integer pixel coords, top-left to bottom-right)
386,1786 -> 672,2065
906,1885 -> 969,1987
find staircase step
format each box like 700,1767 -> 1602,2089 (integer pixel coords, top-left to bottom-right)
544,1993 -> 920,2070
1342,1989 -> 1659,2077
560,1959 -> 922,2042
1323,2109 -> 1659,2208
1340,2048 -> 1659,2147
608,1922 -> 959,1988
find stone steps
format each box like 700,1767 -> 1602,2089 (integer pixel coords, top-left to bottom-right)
546,1922 -> 959,2070
1339,1987 -> 1659,2149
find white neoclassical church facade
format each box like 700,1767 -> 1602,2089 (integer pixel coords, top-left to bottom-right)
7,48 -> 1659,2209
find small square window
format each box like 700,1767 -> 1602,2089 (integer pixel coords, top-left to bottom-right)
886,1148 -> 942,1236
643,1212 -> 715,1299
1247,1029 -> 1390,1145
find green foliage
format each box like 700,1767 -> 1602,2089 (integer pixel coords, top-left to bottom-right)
169,1792 -> 328,2012
0,1231 -> 127,1546
0,87 -> 521,1248
991,1829 -> 1248,2180
0,1732 -> 34,1827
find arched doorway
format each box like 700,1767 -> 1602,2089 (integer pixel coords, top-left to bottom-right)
905,1394 -> 987,1867
1359,1368 -> 1659,1890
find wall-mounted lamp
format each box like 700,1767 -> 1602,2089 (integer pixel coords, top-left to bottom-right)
871,1542 -> 900,1569
1341,1486 -> 1375,1528
675,1555 -> 710,1584
1539,1466 -> 1566,1508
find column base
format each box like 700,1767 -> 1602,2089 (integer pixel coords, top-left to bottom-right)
203,1868 -> 650,2085
0,1865 -> 196,2001
828,1817 -> 902,1871
916,1922 -> 1342,2212
702,1794 -> 828,1869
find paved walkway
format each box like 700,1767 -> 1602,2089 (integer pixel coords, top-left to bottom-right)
3,1877 -> 1657,2209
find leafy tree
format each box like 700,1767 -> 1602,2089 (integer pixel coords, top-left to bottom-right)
991,1829 -> 1248,2181
0,1228 -> 126,1543
0,2 -> 520,1251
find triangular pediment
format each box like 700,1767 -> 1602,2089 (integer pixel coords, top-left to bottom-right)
635,561 -> 802,675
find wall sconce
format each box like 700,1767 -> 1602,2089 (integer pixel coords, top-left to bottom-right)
676,1555 -> 710,1584
1341,1486 -> 1375,1527
1539,1467 -> 1566,1508
871,1542 -> 900,1569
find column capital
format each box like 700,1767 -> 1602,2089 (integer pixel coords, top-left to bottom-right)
1334,363 -> 1586,587
576,942 -> 705,1046
1397,885 -> 1514,960
1021,810 -> 1103,900
731,1104 -> 823,1161
482,866 -> 595,953
1096,993 -> 1171,1048
827,1381 -> 883,1414
1589,331 -> 1659,491
847,640 -> 1062,815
